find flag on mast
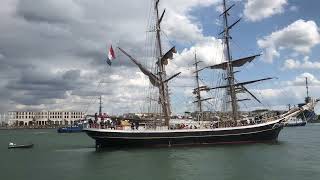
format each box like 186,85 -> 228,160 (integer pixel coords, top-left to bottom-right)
107,45 -> 115,66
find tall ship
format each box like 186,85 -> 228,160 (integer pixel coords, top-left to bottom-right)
286,77 -> 318,126
298,77 -> 318,123
83,0 -> 318,148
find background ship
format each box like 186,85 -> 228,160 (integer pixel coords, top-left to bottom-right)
285,77 -> 318,127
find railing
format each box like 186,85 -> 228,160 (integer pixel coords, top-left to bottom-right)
84,123 -> 169,131
83,116 -> 279,131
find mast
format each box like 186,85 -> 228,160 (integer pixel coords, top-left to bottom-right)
222,0 -> 238,120
155,0 -> 171,126
306,77 -> 309,98
305,77 -> 311,103
118,0 -> 179,127
99,95 -> 102,116
194,51 -> 202,112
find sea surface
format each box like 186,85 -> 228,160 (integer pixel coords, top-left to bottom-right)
0,124 -> 320,180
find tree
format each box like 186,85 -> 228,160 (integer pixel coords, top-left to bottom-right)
19,121 -> 24,126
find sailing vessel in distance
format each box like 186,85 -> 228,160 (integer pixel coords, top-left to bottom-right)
83,0 -> 318,149
286,77 -> 317,126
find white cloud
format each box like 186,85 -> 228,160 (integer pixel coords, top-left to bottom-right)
162,0 -> 219,14
282,56 -> 320,70
162,0 -> 219,43
167,37 -> 224,75
285,72 -> 320,86
163,12 -> 204,43
165,37 -> 224,90
244,0 -> 287,22
0,0 -> 227,114
17,0 -> 83,23
247,72 -> 320,111
289,5 -> 298,12
258,19 -> 320,62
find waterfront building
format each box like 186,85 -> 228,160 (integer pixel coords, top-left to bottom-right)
0,113 -> 8,126
7,111 -> 85,126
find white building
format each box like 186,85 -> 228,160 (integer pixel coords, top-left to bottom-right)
0,113 -> 8,126
7,111 -> 85,126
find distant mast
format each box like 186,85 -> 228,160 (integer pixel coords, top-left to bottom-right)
99,95 -> 102,115
306,77 -> 309,98
305,77 -> 311,103
192,51 -> 213,113
194,51 -> 202,112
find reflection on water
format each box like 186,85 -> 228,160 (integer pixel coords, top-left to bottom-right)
55,147 -> 94,153
33,131 -> 50,135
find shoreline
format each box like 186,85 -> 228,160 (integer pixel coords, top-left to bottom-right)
0,126 -> 61,130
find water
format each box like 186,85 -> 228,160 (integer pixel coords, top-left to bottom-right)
0,124 -> 320,180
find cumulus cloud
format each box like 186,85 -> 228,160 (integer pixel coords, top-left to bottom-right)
17,0 -> 83,23
0,0 -> 150,113
248,72 -> 320,111
244,0 -> 287,22
167,37 -> 224,78
282,56 -> 320,70
258,19 -> 320,62
0,0 -> 229,114
162,0 -> 219,43
163,12 -> 204,43
285,72 -> 320,86
289,6 -> 298,12
3,0 -> 316,115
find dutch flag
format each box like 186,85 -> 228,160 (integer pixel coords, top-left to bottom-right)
107,45 -> 116,66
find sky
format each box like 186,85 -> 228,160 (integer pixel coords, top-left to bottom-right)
1,0 -> 320,115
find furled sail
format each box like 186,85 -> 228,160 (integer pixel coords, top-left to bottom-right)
193,97 -> 213,103
207,77 -> 274,90
219,4 -> 235,17
164,72 -> 181,83
118,47 -> 160,87
208,54 -> 260,70
157,46 -> 176,65
193,86 -> 210,94
218,18 -> 241,35
227,98 -> 250,103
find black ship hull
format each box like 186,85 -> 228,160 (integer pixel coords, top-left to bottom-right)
84,120 -> 284,149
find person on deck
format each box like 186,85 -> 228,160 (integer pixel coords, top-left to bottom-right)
88,119 -> 93,128
110,121 -> 115,130
94,113 -> 98,128
135,121 -> 139,130
101,116 -> 105,128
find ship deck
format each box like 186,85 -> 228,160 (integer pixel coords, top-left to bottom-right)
83,118 -> 283,133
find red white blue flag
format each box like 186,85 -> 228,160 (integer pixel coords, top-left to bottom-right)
107,45 -> 115,66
